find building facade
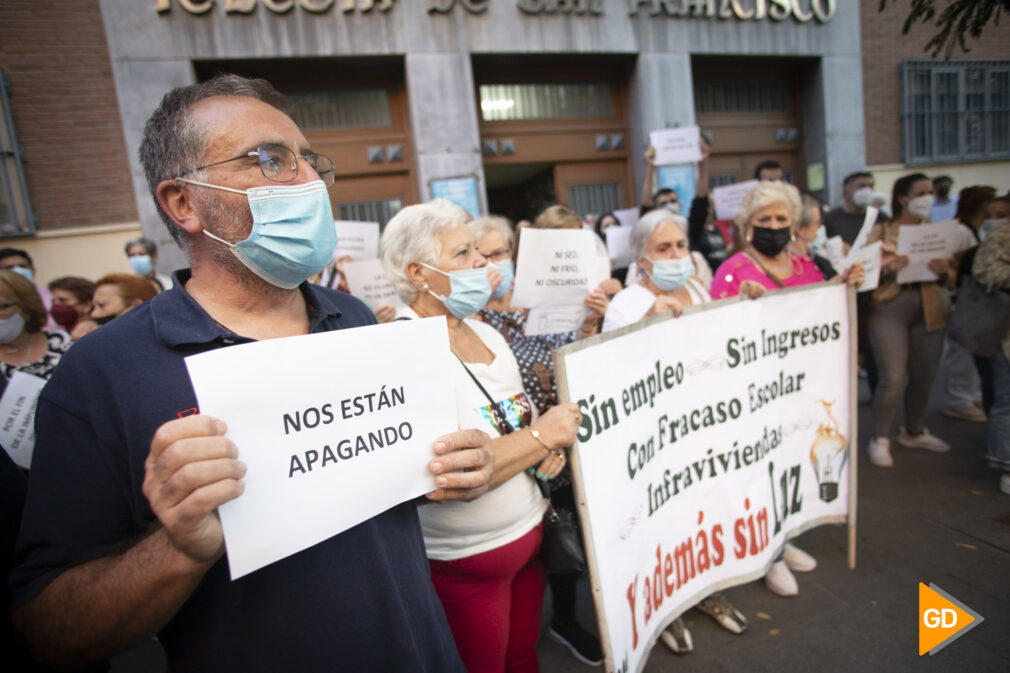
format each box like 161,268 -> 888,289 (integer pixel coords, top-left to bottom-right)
0,0 -> 1006,281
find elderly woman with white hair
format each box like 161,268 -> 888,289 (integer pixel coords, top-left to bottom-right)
602,209 -> 711,333
710,181 -> 863,300
380,199 -> 580,673
709,181 -> 863,599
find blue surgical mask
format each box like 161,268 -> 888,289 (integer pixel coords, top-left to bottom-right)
10,266 -> 33,283
980,219 -> 1008,241
809,226 -> 827,254
646,255 -> 693,291
489,259 -> 514,299
129,254 -> 153,276
421,263 -> 492,319
179,178 -> 336,289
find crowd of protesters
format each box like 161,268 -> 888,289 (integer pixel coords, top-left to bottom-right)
2,74 -> 1008,673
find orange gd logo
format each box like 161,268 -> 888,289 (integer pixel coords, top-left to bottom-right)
918,583 -> 984,655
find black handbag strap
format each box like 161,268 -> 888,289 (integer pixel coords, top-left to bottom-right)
454,355 -> 556,503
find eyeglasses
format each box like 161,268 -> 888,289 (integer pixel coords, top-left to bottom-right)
179,143 -> 335,187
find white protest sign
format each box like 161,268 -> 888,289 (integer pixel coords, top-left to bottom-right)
557,283 -> 854,673
185,317 -> 456,579
851,241 -> 882,293
332,220 -> 380,262
824,235 -> 846,274
649,127 -> 703,166
511,228 -> 600,308
845,207 -> 879,262
0,371 -> 47,469
896,222 -> 958,284
343,259 -> 404,310
526,304 -> 588,337
712,180 -> 759,221
606,226 -> 635,269
613,207 -> 640,230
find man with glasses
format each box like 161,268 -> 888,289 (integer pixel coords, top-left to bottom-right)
9,75 -> 490,672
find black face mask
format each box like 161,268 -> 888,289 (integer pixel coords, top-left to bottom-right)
93,314 -> 116,326
751,225 -> 792,257
937,185 -> 951,198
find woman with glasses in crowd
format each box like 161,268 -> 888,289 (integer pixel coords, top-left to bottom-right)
0,270 -> 73,390
470,207 -> 613,667
381,199 -> 580,673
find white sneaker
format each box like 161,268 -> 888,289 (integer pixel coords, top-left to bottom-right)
764,560 -> 798,597
943,404 -> 988,422
782,543 -> 817,572
897,427 -> 951,453
867,437 -> 894,468
659,618 -> 693,655
1000,473 -> 1010,495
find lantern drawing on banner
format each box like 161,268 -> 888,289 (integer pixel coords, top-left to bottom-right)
809,400 -> 848,503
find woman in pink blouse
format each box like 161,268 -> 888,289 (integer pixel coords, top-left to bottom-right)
709,180 -> 863,598
710,181 -> 862,300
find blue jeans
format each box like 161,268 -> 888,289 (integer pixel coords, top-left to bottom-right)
988,350 -> 1010,472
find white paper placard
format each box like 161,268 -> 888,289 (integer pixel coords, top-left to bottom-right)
712,180 -> 759,221
845,207 -> 879,262
526,304 -> 588,337
606,227 -> 635,268
824,235 -> 846,274
342,259 -> 404,310
511,228 -> 600,308
896,222 -> 958,284
613,207 -> 640,230
185,318 -> 457,579
851,240 -> 882,293
649,126 -> 703,166
332,220 -> 380,262
0,370 -> 47,469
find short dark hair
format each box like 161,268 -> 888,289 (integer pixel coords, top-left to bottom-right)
842,171 -> 873,189
0,248 -> 33,268
753,160 -> 783,179
955,186 -> 997,224
48,276 -> 96,304
124,237 -> 157,257
138,74 -> 289,248
933,175 -> 953,185
653,187 -> 677,202
891,173 -> 930,218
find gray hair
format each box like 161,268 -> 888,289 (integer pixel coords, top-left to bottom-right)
124,237 -> 157,257
631,209 -> 688,260
380,199 -> 469,305
798,193 -> 822,231
468,216 -> 515,252
735,180 -> 802,230
138,74 -> 288,250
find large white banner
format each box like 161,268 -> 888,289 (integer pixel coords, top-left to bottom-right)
556,283 -> 856,673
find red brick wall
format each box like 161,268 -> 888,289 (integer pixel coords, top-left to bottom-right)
0,0 -> 137,231
861,0 -> 1010,166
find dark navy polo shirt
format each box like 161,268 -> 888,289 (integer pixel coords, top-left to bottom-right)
11,270 -> 463,673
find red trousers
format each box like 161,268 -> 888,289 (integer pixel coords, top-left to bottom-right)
429,524 -> 546,673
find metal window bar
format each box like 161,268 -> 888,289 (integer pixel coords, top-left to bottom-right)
337,198 -> 403,230
901,59 -> 1010,165
478,84 -> 614,121
566,183 -> 622,221
0,72 -> 35,236
285,89 -> 392,131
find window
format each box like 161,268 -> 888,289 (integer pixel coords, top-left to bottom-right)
901,59 -> 1010,164
0,72 -> 35,236
286,89 -> 392,131
337,198 -> 402,229
479,83 -> 614,121
694,80 -> 790,115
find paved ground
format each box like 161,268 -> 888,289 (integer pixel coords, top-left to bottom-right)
112,378 -> 1010,672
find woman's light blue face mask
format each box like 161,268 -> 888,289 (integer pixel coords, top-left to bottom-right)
645,255 -> 693,291
421,262 -> 492,319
